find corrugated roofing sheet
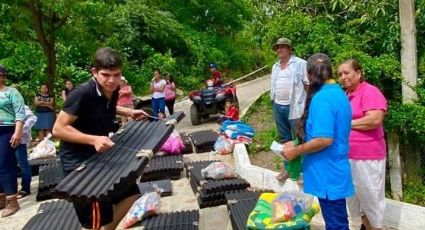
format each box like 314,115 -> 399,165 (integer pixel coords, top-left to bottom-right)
188,130 -> 219,153
36,160 -> 64,201
184,160 -> 220,178
188,166 -> 250,194
135,210 -> 199,230
140,155 -> 184,182
54,113 -> 184,203
29,156 -> 59,176
225,190 -> 262,230
22,200 -> 81,230
137,179 -> 172,197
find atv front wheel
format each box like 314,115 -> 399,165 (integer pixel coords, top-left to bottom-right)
190,104 -> 201,125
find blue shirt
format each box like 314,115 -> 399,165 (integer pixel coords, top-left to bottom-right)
303,83 -> 354,200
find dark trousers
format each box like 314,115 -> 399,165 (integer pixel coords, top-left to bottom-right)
0,126 -> 18,195
151,97 -> 165,117
319,197 -> 350,230
165,99 -> 175,115
272,102 -> 299,143
15,144 -> 32,193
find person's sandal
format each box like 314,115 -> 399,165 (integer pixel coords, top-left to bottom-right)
276,171 -> 290,182
17,191 -> 30,199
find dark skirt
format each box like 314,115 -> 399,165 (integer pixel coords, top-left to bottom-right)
35,112 -> 55,130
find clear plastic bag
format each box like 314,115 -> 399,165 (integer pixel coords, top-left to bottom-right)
122,191 -> 161,229
271,191 -> 314,223
28,134 -> 56,160
201,162 -> 238,180
214,135 -> 234,155
160,130 -> 185,155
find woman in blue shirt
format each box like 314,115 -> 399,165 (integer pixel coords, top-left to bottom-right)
283,53 -> 354,230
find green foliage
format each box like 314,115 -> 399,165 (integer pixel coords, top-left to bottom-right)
401,183 -> 425,206
385,103 -> 425,143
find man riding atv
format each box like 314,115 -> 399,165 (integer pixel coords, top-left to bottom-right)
188,64 -> 238,125
209,63 -> 223,87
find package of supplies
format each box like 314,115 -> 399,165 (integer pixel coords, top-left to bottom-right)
214,135 -> 234,155
201,162 -> 238,180
122,191 -> 161,228
271,191 -> 315,223
160,130 -> 185,155
29,134 -> 56,160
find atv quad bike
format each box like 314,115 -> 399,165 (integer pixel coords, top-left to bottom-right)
188,81 -> 238,125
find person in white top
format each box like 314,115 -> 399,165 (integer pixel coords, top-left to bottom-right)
150,69 -> 166,117
270,37 -> 309,181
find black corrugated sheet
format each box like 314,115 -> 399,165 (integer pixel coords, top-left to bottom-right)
137,179 -> 172,197
224,190 -> 263,203
54,113 -> 184,204
22,200 -> 81,230
36,160 -> 64,201
188,130 -> 219,153
189,166 -> 250,194
225,190 -> 262,230
187,164 -> 250,208
135,210 -> 199,230
29,156 -> 59,176
184,160 -> 220,178
227,199 -> 258,230
140,155 -> 184,182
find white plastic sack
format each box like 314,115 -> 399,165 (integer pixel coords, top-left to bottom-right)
201,162 -> 239,180
29,134 -> 56,160
214,135 -> 234,155
122,191 -> 161,228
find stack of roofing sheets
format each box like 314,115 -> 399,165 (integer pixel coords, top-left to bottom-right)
22,200 -> 81,230
137,179 -> 172,197
188,129 -> 219,153
225,190 -> 263,230
29,155 -> 59,176
135,210 -> 199,230
140,155 -> 184,182
187,162 -> 250,208
54,113 -> 184,204
36,159 -> 64,201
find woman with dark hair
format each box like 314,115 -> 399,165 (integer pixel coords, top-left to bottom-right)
150,69 -> 166,117
282,53 -> 354,230
34,84 -> 55,140
339,59 -> 387,230
0,65 -> 25,217
164,74 -> 176,115
61,80 -> 74,102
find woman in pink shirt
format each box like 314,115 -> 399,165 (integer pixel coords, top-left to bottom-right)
338,59 -> 387,230
118,76 -> 133,125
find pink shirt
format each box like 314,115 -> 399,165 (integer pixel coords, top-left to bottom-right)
118,85 -> 133,106
348,82 -> 387,160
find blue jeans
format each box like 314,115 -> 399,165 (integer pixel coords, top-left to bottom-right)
319,197 -> 350,230
272,102 -> 299,143
0,126 -> 18,195
15,144 -> 32,193
151,97 -> 166,117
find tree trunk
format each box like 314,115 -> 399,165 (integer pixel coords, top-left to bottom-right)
399,0 -> 418,103
387,130 -> 403,200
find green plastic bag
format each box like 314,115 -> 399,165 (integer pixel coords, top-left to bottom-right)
284,138 -> 302,181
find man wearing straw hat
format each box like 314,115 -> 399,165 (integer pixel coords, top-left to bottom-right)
270,37 -> 309,181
